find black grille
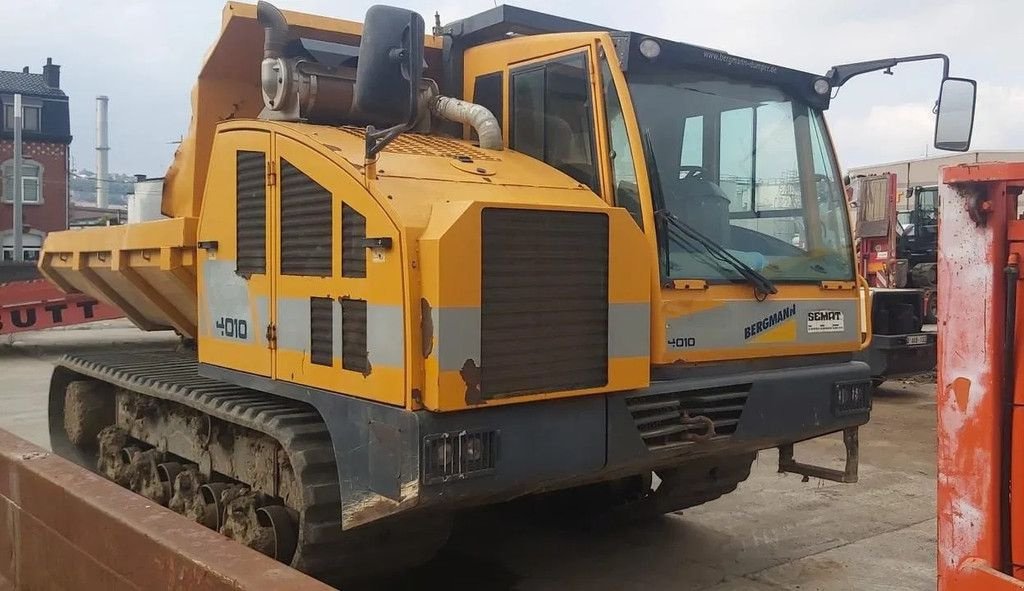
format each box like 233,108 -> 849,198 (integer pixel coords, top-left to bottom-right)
310,297 -> 333,367
422,430 -> 498,484
626,384 -> 750,451
235,151 -> 266,277
341,299 -> 369,373
342,203 -> 367,278
480,208 -> 609,398
280,159 -> 332,276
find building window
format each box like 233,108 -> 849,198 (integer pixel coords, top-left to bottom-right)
0,229 -> 44,262
1,160 -> 43,204
1,247 -> 41,262
4,104 -> 41,132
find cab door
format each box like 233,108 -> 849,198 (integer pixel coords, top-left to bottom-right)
463,35 -> 608,200
270,134 -> 405,406
197,128 -> 274,377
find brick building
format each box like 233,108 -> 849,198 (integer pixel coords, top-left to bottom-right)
0,58 -> 71,261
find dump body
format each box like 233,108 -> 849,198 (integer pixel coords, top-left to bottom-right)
39,218 -> 197,335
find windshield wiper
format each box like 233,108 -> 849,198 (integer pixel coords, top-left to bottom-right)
659,210 -> 778,298
641,129 -> 778,299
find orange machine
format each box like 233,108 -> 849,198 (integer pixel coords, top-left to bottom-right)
938,162 -> 1024,590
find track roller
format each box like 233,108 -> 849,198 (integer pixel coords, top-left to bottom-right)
256,505 -> 299,563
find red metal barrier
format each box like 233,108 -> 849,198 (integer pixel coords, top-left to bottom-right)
938,162 -> 1024,590
0,279 -> 122,335
0,429 -> 334,590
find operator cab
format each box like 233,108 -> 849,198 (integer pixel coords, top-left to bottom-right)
617,36 -> 852,285
455,6 -> 975,364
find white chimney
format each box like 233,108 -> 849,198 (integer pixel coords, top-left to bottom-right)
95,95 -> 110,208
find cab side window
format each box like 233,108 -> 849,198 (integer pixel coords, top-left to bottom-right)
472,72 -> 503,133
600,59 -> 643,228
511,52 -> 599,192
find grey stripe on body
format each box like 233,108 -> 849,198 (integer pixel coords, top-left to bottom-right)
665,299 -> 860,351
202,259 -> 258,344
608,302 -> 650,358
276,297 -> 405,369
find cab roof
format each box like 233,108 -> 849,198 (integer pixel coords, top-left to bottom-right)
441,5 -> 831,109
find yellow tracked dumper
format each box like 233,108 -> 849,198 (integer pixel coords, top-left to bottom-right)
38,1 -> 977,583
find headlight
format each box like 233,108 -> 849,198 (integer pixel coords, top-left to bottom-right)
464,437 -> 483,462
832,380 -> 872,416
434,440 -> 454,466
813,78 -> 832,96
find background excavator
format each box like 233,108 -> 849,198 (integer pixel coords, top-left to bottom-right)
21,0 -> 975,584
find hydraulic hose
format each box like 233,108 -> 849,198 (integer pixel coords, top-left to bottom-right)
1001,253 -> 1019,574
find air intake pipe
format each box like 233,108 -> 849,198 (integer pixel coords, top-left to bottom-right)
429,96 -> 503,151
258,1 -> 288,59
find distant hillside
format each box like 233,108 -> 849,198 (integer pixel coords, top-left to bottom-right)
70,169 -> 136,205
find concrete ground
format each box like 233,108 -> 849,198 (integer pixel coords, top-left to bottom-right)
0,323 -> 938,590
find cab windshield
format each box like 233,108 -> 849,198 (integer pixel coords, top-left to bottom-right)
627,68 -> 854,283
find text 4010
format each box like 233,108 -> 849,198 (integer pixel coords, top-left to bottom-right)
215,317 -> 248,340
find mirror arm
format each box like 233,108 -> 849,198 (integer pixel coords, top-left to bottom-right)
825,53 -> 950,88
364,122 -> 410,159
362,15 -> 424,161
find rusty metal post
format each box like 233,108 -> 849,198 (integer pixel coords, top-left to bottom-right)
938,162 -> 1024,591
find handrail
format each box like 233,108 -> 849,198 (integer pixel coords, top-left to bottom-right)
857,274 -> 873,350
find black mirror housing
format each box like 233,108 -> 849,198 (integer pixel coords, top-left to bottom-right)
934,77 -> 977,153
354,5 -> 425,128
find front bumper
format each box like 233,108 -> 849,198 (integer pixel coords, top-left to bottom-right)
418,359 -> 871,506
855,333 -> 937,379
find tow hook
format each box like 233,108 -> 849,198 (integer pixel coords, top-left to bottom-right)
777,427 -> 859,484
680,413 -> 716,442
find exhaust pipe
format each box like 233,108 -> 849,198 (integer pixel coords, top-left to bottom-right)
257,1 -> 288,59
430,96 -> 503,151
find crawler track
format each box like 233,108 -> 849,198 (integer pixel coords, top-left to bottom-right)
49,350 -> 447,584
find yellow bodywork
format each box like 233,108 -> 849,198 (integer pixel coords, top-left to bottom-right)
39,2 -> 868,414
190,121 -> 651,411
161,2 -> 442,221
462,32 -> 869,365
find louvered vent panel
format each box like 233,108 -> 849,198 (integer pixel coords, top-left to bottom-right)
280,160 -> 332,276
235,151 -> 266,276
342,204 -> 367,278
480,208 -> 609,398
625,384 -> 750,451
310,297 -> 333,367
341,299 -> 369,373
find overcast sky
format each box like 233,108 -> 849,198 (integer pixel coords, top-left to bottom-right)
5,0 -> 1022,177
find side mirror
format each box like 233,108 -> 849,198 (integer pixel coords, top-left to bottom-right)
934,77 -> 977,152
354,5 -> 425,129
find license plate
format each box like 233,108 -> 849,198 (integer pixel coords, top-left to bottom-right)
833,380 -> 872,416
906,334 -> 929,346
